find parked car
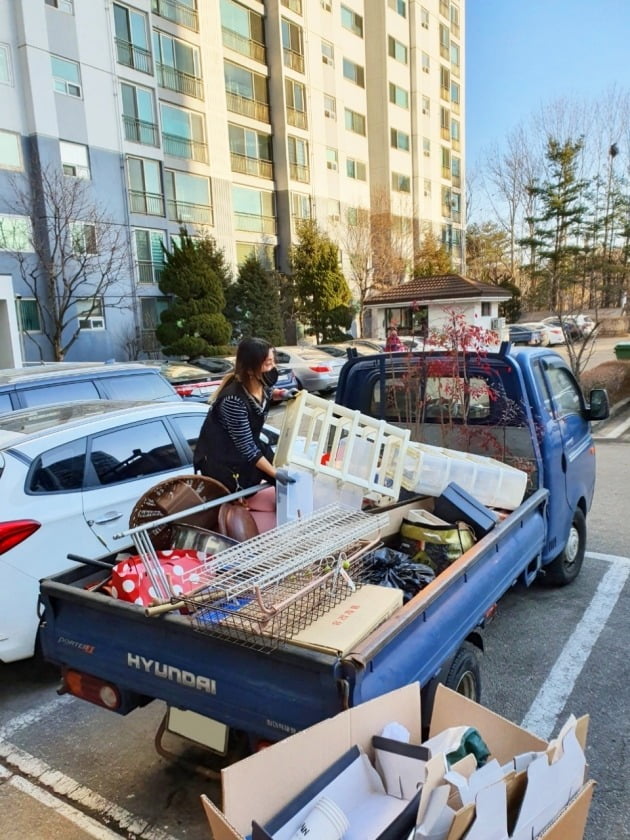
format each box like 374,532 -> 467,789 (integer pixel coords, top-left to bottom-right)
0,362 -> 179,415
274,346 -> 345,393
541,317 -> 582,342
316,342 -> 381,359
519,321 -> 565,346
192,355 -> 298,400
0,399 -> 217,662
576,316 -> 597,336
137,360 -> 229,402
507,324 -> 544,345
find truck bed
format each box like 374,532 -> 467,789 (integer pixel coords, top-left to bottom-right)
39,489 -> 547,741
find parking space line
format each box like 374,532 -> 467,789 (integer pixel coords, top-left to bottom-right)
521,556 -> 629,739
0,742 -> 181,840
0,696 -> 70,740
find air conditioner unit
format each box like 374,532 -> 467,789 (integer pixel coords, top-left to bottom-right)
490,317 -> 506,330
327,162 -> 337,171
422,108 -> 429,115
322,55 -> 333,66
324,109 -> 335,119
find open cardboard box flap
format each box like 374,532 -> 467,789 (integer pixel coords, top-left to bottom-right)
201,683 -> 592,840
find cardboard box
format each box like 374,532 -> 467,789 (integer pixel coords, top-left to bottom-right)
290,584 -> 404,656
201,683 -> 593,840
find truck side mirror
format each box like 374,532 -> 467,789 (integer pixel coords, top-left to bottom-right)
587,388 -> 610,421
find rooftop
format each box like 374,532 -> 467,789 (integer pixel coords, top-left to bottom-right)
365,275 -> 512,306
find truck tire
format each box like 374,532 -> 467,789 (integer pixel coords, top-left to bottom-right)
545,508 -> 586,586
444,642 -> 481,701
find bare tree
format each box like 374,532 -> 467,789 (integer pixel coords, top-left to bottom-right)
6,164 -> 131,360
341,205 -> 374,335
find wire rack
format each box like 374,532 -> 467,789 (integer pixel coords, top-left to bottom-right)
176,505 -> 388,652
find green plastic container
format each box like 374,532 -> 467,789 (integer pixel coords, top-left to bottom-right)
614,342 -> 630,360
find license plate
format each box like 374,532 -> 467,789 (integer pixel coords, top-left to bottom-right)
166,707 -> 229,755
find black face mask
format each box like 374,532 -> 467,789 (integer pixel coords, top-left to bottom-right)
262,367 -> 279,387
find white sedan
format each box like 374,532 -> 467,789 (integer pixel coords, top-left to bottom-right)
520,321 -> 565,346
0,399 -> 211,662
274,346 -> 346,393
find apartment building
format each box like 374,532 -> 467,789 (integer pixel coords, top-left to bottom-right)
0,0 -> 465,364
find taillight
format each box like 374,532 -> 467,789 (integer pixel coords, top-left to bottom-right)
175,384 -> 194,396
63,669 -> 121,710
309,365 -> 332,373
0,520 -> 41,555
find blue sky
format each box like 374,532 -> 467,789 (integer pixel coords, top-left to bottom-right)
465,0 -> 630,171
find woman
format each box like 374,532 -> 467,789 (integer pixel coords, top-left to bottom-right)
385,326 -> 405,352
194,337 -> 295,492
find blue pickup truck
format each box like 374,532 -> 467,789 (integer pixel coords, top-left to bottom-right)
38,344 -> 608,754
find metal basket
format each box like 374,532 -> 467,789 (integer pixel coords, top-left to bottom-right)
176,506 -> 388,653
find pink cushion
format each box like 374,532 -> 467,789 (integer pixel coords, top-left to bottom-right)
250,510 -> 276,533
248,486 -> 277,512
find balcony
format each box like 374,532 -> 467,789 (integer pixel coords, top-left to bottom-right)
123,116 -> 159,147
281,0 -> 302,12
283,48 -> 304,73
452,172 -> 461,188
287,106 -> 307,130
441,125 -> 450,141
167,199 -> 213,225
225,91 -> 269,123
137,261 -> 164,284
115,39 -> 152,74
441,166 -> 451,180
289,162 -> 309,183
156,63 -> 203,99
162,133 -> 208,163
234,212 -> 276,235
222,28 -> 266,64
151,0 -> 198,32
129,190 -> 164,216
230,153 -> 273,179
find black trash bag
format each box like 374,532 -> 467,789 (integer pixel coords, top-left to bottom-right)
360,547 -> 435,603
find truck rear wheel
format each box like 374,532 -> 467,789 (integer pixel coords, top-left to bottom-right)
545,508 -> 586,586
444,642 -> 481,701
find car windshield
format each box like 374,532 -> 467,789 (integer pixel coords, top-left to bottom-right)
0,401 -> 135,434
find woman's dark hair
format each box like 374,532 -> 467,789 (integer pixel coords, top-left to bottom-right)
213,337 -> 272,398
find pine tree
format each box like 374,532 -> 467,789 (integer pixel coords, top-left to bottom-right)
289,219 -> 353,343
156,231 -> 232,357
226,254 -> 284,345
413,229 -> 453,277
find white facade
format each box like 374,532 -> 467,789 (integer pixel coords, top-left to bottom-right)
0,0 -> 465,362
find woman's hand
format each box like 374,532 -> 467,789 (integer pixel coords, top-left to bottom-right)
275,468 -> 296,485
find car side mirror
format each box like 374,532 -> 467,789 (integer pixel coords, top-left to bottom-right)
586,388 -> 610,421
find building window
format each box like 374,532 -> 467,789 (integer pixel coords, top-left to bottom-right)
481,302 -> 491,317
346,157 -> 366,180
0,44 -> 12,85
441,146 -> 451,178
113,4 -> 152,74
423,137 -> 431,157
224,60 -> 269,122
451,191 -> 461,222
451,42 -> 460,72
326,147 -> 338,171
51,56 -> 81,97
342,57 -> 364,87
328,199 -> 340,223
127,157 -> 164,216
0,130 -> 22,170
421,52 -> 430,73
17,298 -> 41,332
423,179 -> 431,197
285,78 -> 307,129
341,5 -> 363,37
450,3 -> 460,36
440,106 -> 450,139
281,18 -> 304,73
291,192 -> 311,220
232,185 -> 276,234
121,83 -> 158,147
388,0 -> 407,17
153,31 -> 203,99
141,296 -> 169,352
235,242 -> 275,268
228,124 -> 272,178
421,6 -> 429,28
71,223 -> 97,255
344,107 -> 366,136
45,0 -> 74,12
152,0 -> 199,32
0,215 -> 32,251
388,36 -> 408,64
77,298 -> 105,330
390,128 -> 410,151
135,229 -> 166,284
422,95 -> 430,116
440,65 -> 450,99
288,136 -> 309,182
389,83 -> 409,109
220,0 -> 265,63
324,94 -> 336,120
165,169 -> 213,224
391,172 -> 410,193
59,140 -> 90,178
451,80 -> 461,109
320,0 -> 332,10
451,155 -> 461,187
439,23 -> 449,58
321,40 -> 334,66
451,117 -> 460,150
160,103 -> 207,163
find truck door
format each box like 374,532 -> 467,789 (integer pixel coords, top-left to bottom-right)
534,358 -> 595,554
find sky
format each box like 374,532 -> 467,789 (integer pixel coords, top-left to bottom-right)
465,0 -> 630,172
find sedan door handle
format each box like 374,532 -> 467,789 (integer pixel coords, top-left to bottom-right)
89,511 -> 123,525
